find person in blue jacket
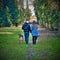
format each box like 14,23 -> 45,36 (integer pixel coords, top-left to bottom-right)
22,20 -> 31,44
30,21 -> 38,44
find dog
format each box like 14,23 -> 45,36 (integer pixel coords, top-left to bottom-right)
18,34 -> 23,43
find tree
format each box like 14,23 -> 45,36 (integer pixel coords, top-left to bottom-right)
25,0 -> 31,19
33,0 -> 60,30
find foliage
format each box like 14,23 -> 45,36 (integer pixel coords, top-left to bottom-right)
25,8 -> 31,20
0,0 -> 25,27
33,0 -> 60,30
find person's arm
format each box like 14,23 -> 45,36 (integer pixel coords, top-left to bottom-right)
36,24 -> 38,29
29,24 -> 32,32
22,24 -> 24,30
30,24 -> 33,31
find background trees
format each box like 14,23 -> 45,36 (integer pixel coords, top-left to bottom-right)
0,0 -> 31,27
0,0 -> 60,28
33,0 -> 60,30
0,0 -> 18,27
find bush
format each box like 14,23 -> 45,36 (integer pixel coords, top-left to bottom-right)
2,21 -> 11,27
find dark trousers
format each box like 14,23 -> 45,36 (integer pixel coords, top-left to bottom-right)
24,32 -> 29,44
32,36 -> 37,44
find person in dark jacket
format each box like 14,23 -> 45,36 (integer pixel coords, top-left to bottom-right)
22,20 -> 30,44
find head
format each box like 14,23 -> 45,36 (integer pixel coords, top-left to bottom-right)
33,21 -> 36,24
26,21 -> 29,23
26,19 -> 29,23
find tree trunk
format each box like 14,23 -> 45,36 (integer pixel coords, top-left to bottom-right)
45,23 -> 49,29
57,18 -> 60,36
49,23 -> 54,30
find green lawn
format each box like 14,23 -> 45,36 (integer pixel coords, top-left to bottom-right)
0,27 -> 60,60
33,37 -> 60,60
0,27 -> 29,60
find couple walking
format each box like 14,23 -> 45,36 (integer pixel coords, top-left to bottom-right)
22,19 -> 38,44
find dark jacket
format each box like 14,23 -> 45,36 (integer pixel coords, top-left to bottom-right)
22,22 -> 30,32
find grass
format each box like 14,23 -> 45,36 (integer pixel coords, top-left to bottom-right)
0,27 -> 28,60
33,37 -> 60,60
0,27 -> 60,60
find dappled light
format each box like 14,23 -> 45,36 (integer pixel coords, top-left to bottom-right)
0,32 -> 13,34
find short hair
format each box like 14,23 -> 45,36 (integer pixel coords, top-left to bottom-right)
33,21 -> 36,24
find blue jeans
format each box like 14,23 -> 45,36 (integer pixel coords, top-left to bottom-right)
24,32 -> 29,44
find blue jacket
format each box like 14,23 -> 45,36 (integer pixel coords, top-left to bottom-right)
30,24 -> 38,36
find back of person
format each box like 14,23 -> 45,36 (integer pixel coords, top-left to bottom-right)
30,21 -> 38,44
22,22 -> 30,32
22,20 -> 31,44
31,22 -> 38,36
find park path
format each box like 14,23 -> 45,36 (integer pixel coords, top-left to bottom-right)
27,25 -> 56,60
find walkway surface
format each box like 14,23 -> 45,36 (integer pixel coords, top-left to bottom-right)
27,26 -> 56,60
